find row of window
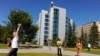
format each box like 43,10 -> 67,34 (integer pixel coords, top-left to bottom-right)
44,9 -> 59,40
44,15 -> 49,40
53,8 -> 59,38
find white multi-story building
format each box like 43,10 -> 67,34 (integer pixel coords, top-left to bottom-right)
36,10 -> 49,45
36,2 -> 67,46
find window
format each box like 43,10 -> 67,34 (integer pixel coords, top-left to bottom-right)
53,28 -> 58,33
53,20 -> 58,23
44,27 -> 48,30
53,33 -> 58,37
44,31 -> 48,34
66,25 -> 67,27
44,35 -> 48,39
45,14 -> 49,18
54,8 -> 59,12
45,19 -> 49,22
54,8 -> 59,15
45,23 -> 49,26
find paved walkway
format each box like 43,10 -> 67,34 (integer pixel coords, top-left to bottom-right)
0,46 -> 100,56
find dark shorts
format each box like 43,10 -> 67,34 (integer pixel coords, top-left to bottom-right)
8,48 -> 18,56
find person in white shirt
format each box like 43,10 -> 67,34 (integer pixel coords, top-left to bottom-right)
87,43 -> 91,51
7,23 -> 21,56
48,39 -> 51,50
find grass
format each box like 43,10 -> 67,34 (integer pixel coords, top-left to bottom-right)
0,44 -> 7,49
0,43 -> 42,49
0,53 -> 69,56
65,48 -> 100,55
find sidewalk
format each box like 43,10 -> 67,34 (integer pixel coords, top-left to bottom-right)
0,46 -> 100,56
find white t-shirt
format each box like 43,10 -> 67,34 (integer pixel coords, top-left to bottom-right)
88,43 -> 91,48
11,36 -> 19,48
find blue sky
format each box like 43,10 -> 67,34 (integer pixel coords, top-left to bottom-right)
0,0 -> 100,26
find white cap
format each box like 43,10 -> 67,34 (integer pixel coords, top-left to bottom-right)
51,1 -> 54,4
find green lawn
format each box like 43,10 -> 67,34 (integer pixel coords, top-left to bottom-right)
0,44 -> 7,49
0,53 -> 69,56
65,48 -> 100,55
0,44 -> 42,49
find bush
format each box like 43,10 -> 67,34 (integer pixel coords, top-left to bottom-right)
31,39 -> 37,44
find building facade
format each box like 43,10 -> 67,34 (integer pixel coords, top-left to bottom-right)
35,10 -> 49,45
76,21 -> 100,40
36,2 -> 67,46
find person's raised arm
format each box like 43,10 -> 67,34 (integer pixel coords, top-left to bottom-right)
16,23 -> 21,35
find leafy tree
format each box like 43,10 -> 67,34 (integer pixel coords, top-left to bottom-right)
89,22 -> 99,47
0,25 -> 4,43
1,22 -> 14,43
7,9 -> 38,43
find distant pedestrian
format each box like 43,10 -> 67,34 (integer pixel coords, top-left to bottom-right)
7,23 -> 21,56
57,38 -> 62,56
48,39 -> 51,50
87,43 -> 91,51
25,41 -> 30,48
76,40 -> 82,56
7,38 -> 12,48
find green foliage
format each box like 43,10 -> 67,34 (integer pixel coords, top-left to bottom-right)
63,32 -> 68,47
65,48 -> 100,55
31,39 -> 37,44
89,22 -> 99,47
0,9 -> 38,43
0,25 -> 4,43
64,18 -> 76,47
0,44 -> 8,48
67,23 -> 74,47
80,27 -> 88,48
52,36 -> 58,46
7,9 -> 38,43
8,9 -> 32,27
0,23 -> 13,43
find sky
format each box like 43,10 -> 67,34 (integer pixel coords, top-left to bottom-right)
0,0 -> 100,27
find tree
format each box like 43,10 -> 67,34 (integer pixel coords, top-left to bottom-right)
67,19 -> 76,47
52,33 -> 58,46
63,32 -> 68,47
63,17 -> 69,47
7,9 -> 38,43
0,25 -> 4,43
80,27 -> 87,48
89,22 -> 99,47
84,33 -> 88,47
72,22 -> 77,45
1,22 -> 14,43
